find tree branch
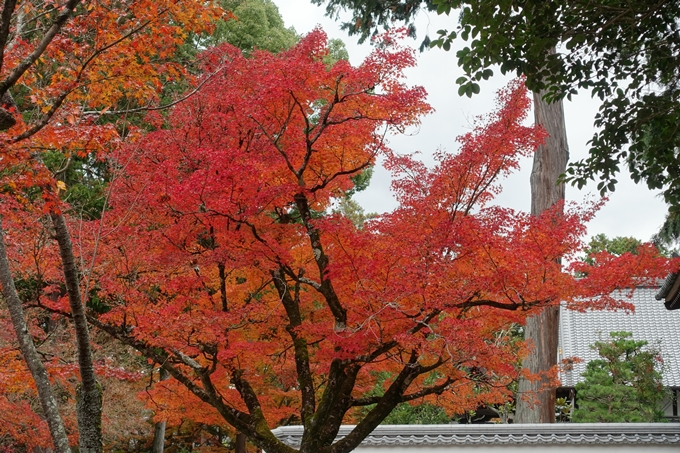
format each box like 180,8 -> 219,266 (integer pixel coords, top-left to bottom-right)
10,15 -> 158,141
0,0 -> 82,97
0,0 -> 18,72
271,268 -> 316,424
294,192 -> 347,329
82,63 -> 227,116
329,351 -> 422,453
350,377 -> 453,407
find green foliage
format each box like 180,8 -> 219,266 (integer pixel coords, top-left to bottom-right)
42,151 -> 108,220
582,234 -> 642,265
323,38 -> 350,67
653,211 -> 680,256
209,0 -> 298,54
316,0 -> 680,209
572,332 -> 666,423
332,167 -> 376,228
333,197 -> 376,228
382,402 -> 450,424
314,0 -> 432,44
437,0 -> 680,209
347,167 -> 373,196
555,397 -> 572,422
492,400 -> 514,424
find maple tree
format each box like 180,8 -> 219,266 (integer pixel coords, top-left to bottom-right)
61,31 -> 676,453
0,0 -> 222,451
0,204 -> 151,450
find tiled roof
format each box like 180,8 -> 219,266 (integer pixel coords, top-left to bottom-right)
559,285 -> 680,388
271,423 -> 680,447
656,271 -> 680,310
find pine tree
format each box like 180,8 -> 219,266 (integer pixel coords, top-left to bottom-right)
573,332 -> 666,423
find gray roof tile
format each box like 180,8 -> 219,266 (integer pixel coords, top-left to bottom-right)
272,423 -> 680,446
559,285 -> 680,387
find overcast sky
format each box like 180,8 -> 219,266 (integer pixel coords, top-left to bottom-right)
277,0 -> 668,243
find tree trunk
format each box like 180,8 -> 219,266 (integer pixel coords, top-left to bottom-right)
51,213 -> 102,453
152,368 -> 170,453
152,421 -> 167,453
0,218 -> 72,453
235,433 -> 247,453
514,89 -> 569,423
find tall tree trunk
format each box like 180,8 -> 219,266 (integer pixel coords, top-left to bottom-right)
2,82 -> 102,449
152,368 -> 170,453
514,89 -> 569,423
0,218 -> 72,453
51,213 -> 102,453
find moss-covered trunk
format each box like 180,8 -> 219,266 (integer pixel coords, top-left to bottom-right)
51,212 -> 103,452
0,218 -> 72,453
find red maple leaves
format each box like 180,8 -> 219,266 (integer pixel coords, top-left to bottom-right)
0,25 -> 676,453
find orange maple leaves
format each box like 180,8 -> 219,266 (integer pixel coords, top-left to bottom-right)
85,31 -> 675,448
0,12 -> 677,450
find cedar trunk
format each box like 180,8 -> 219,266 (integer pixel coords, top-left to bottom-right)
51,213 -> 103,453
0,218 -> 72,453
514,89 -> 569,423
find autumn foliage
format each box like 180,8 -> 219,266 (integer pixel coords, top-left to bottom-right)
44,30 -> 670,453
0,19 -> 677,453
0,0 -> 220,450
0,0 -> 223,216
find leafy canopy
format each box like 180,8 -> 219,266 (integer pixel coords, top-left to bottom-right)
72,30 -> 678,453
582,234 -> 643,266
196,0 -> 297,54
3,17 -> 676,451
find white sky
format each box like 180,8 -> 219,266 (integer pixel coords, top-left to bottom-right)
277,0 -> 668,243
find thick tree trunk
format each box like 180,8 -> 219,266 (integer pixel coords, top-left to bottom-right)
51,213 -> 103,453
514,90 -> 569,423
528,92 -> 568,216
0,218 -> 72,453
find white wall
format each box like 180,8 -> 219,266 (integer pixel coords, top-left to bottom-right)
356,445 -> 679,452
